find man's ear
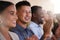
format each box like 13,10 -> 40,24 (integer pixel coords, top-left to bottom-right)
33,13 -> 36,17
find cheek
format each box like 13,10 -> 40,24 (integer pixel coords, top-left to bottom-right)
19,14 -> 25,20
1,17 -> 10,26
6,15 -> 12,20
34,14 -> 38,18
5,15 -> 13,24
36,16 -> 39,20
29,13 -> 32,16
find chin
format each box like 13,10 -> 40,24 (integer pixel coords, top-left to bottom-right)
25,20 -> 30,22
25,21 -> 30,23
11,24 -> 16,27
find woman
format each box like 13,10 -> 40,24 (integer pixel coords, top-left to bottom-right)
43,11 -> 54,40
52,14 -> 60,40
0,1 -> 19,40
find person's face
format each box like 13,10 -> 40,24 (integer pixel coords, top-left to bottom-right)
34,8 -> 45,24
17,6 -> 32,23
0,5 -> 18,28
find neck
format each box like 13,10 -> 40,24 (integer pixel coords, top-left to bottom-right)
0,26 -> 9,33
0,26 -> 12,40
32,18 -> 39,24
17,20 -> 27,29
32,20 -> 38,24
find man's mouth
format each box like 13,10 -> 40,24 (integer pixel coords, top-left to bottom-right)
12,21 -> 16,24
25,17 -> 30,21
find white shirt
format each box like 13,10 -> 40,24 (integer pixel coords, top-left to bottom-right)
28,21 -> 44,39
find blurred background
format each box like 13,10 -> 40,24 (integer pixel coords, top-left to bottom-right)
2,0 -> 60,19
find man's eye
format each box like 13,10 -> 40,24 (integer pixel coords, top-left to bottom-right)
10,13 -> 14,15
29,11 -> 31,13
10,11 -> 14,15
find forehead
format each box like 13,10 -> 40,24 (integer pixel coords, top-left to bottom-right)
35,9 -> 44,15
0,5 -> 16,16
35,8 -> 43,14
18,6 -> 31,10
4,5 -> 16,12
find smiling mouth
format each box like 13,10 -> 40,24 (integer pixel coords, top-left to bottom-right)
25,17 -> 31,21
12,21 -> 16,24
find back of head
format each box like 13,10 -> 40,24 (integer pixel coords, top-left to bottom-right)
16,1 -> 31,10
31,6 -> 42,14
0,1 -> 14,13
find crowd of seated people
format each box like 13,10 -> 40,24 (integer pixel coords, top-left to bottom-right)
0,0 -> 60,40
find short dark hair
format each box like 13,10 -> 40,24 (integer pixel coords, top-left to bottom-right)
31,6 -> 42,14
16,1 -> 31,10
0,1 -> 14,13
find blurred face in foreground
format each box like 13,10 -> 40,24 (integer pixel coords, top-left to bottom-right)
0,5 -> 18,28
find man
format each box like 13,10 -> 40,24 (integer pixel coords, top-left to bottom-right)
11,1 -> 38,40
28,6 -> 44,40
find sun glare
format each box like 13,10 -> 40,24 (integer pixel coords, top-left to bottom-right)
51,0 -> 60,13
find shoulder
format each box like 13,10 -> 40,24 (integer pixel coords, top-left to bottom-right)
9,31 -> 19,40
0,32 -> 6,40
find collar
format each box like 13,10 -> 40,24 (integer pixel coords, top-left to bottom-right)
16,24 -> 26,32
30,21 -> 39,27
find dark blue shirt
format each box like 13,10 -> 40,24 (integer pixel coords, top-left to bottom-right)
11,24 -> 34,40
